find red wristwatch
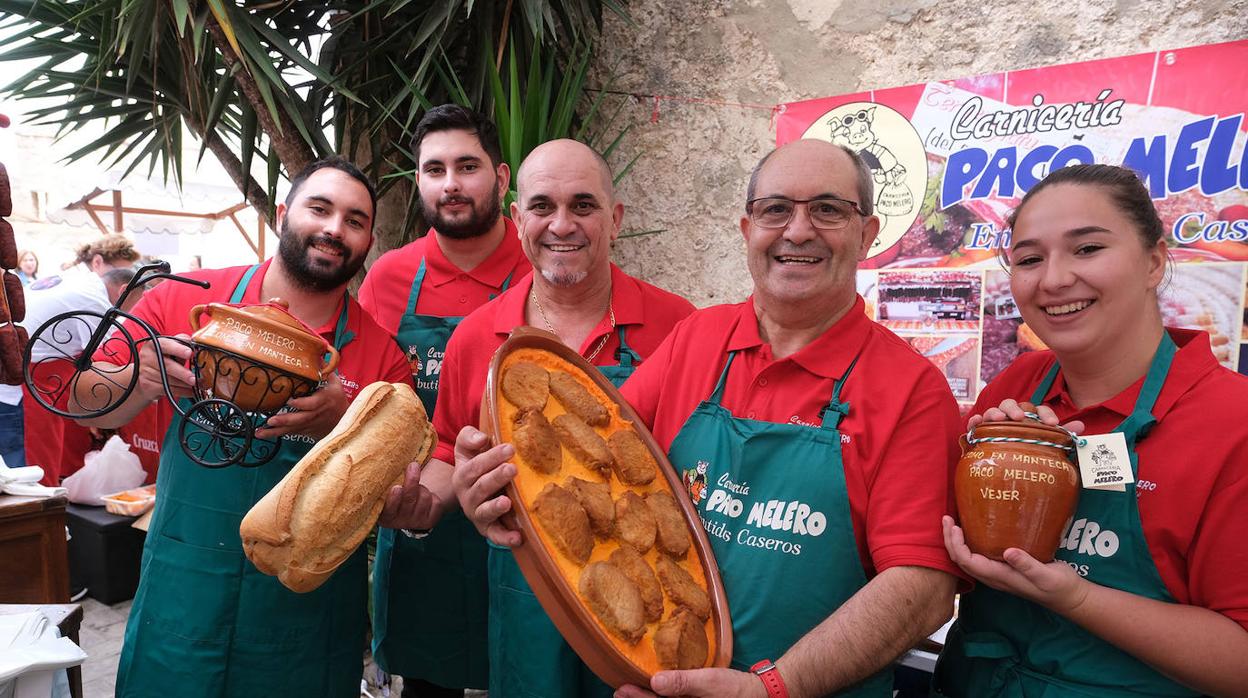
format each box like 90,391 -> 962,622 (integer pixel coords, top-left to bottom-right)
750,659 -> 789,698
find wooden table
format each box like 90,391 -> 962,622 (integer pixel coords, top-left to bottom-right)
0,603 -> 84,698
0,494 -> 70,604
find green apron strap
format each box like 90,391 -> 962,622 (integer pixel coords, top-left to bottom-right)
404,259 -> 427,316
1115,332 -> 1176,446
230,264 -> 262,303
487,269 -> 515,301
229,263 -> 351,350
820,353 -> 861,429
708,351 -> 737,406
1029,363 -> 1061,404
330,293 -> 353,352
1029,333 -> 1176,445
613,326 -> 639,369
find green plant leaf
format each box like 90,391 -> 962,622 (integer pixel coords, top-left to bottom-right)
239,104 -> 258,187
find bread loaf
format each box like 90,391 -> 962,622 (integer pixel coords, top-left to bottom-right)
240,381 -> 436,592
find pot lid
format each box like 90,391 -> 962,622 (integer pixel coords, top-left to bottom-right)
216,298 -> 323,342
975,420 -> 1077,448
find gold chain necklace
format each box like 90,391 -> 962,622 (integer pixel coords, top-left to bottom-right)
530,287 -> 616,363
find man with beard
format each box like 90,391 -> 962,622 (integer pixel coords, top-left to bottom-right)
462,141 -> 965,698
357,105 -> 530,697
421,139 -> 694,697
72,157 -> 423,697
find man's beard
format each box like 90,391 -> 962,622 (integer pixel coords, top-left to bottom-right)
426,186 -> 502,240
540,268 -> 588,287
277,218 -> 366,291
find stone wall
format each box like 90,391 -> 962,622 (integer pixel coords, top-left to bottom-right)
598,0 -> 1248,307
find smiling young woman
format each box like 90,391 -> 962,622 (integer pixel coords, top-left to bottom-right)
934,164 -> 1248,698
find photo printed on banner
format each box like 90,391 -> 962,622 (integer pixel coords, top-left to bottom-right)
876,270 -> 983,334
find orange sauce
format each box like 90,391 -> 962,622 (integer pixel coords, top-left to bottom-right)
498,348 -> 714,675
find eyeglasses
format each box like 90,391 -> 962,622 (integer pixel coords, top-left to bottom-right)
839,110 -> 872,126
746,196 -> 866,230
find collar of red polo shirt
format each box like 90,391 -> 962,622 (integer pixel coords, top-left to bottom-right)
750,659 -> 789,698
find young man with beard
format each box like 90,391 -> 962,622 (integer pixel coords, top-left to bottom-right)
73,157 -> 423,697
411,139 -> 694,697
357,104 -> 531,696
460,141 -> 965,698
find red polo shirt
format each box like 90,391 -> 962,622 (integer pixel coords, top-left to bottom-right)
973,328 -> 1248,629
98,260 -> 410,403
115,401 -> 172,483
431,264 -> 695,463
619,296 -> 965,580
358,221 -> 530,334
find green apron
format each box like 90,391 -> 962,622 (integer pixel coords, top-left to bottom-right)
934,333 -> 1198,697
665,350 -> 892,697
116,264 -> 363,698
487,331 -> 639,698
372,259 -> 513,689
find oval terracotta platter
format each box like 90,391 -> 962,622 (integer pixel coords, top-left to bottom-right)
480,326 -> 732,687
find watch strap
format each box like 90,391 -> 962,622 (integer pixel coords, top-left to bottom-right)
750,659 -> 788,698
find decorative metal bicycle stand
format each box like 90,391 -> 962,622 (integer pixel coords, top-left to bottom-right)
22,262 -> 318,468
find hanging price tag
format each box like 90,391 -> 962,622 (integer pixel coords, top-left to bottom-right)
1076,433 -> 1133,491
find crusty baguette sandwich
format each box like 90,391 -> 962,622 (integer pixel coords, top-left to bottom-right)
240,381 -> 435,593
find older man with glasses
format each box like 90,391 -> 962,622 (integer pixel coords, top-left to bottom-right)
607,139 -> 964,697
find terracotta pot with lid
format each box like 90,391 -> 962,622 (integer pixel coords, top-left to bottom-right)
954,418 -> 1080,562
188,299 -> 339,413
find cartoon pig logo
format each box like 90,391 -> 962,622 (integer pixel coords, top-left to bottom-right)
683,460 -> 709,505
827,106 -> 915,218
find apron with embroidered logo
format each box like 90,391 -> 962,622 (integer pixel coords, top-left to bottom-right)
488,330 -> 640,698
935,333 -> 1198,697
665,350 -> 891,697
373,259 -> 513,688
116,264 -> 362,697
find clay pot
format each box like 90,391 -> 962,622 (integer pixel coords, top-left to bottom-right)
954,420 -> 1079,562
189,299 -> 338,413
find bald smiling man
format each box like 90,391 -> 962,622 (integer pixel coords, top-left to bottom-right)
397,139 -> 694,697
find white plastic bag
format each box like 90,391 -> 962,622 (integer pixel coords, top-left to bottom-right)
0,610 -> 86,698
62,435 -> 145,505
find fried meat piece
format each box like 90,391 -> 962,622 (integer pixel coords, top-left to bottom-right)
532,483 -> 593,565
656,555 -> 711,621
614,491 -> 656,553
550,370 -> 609,426
608,546 -> 663,623
502,361 -> 550,410
646,492 -> 691,558
513,408 -> 562,475
578,561 -> 646,644
564,476 -> 614,539
654,607 -> 709,670
552,413 -> 613,476
607,428 -> 657,486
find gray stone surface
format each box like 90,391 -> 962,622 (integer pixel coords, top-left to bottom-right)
596,0 -> 1248,307
73,598 -> 477,697
78,597 -> 128,697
